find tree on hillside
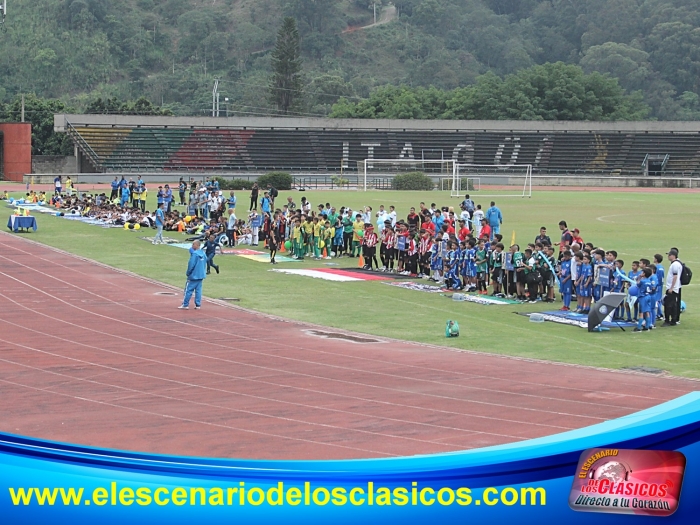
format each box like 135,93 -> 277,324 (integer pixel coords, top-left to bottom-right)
86,97 -> 173,115
285,0 -> 342,34
330,63 -> 650,121
269,17 -> 304,114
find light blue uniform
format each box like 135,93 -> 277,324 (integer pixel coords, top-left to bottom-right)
183,248 -> 207,308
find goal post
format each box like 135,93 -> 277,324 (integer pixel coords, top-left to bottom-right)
359,159 -> 455,191
452,164 -> 532,198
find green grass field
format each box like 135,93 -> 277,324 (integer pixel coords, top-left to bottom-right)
5,188 -> 699,378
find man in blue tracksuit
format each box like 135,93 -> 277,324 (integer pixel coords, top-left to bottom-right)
110,177 -> 120,200
485,201 -> 503,240
180,240 -> 207,310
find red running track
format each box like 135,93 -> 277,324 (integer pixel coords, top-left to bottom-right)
0,231 -> 697,460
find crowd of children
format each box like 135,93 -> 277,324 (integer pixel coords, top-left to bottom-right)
245,198 -> 682,333
11,182 -> 684,332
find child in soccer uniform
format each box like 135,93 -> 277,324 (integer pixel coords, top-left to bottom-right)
466,239 -> 478,292
511,245 -> 526,301
559,250 -> 573,311
592,250 -> 606,302
311,216 -> 323,259
635,267 -> 654,332
443,241 -> 459,290
303,216 -> 314,256
601,251 -> 617,299
545,246 -> 558,302
406,233 -> 419,276
381,225 -> 396,272
351,214 -> 364,257
362,224 -> 379,270
268,214 -> 280,264
534,243 -> 549,301
489,243 -> 505,296
430,233 -> 444,283
654,254 -> 665,321
458,240 -> 468,289
626,260 -> 642,321
333,218 -> 344,257
577,253 -> 593,313
648,264 -> 659,329
395,223 -> 410,274
322,220 -> 334,259
418,230 -> 433,278
475,239 -> 488,294
612,260 -> 626,319
292,219 -> 304,260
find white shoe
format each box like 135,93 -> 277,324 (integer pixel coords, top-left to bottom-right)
178,305 -> 188,309
325,256 -> 332,260
194,306 -> 201,310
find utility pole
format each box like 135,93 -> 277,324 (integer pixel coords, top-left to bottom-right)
212,79 -> 219,117
225,97 -> 230,118
374,2 -> 377,24
21,94 -> 25,123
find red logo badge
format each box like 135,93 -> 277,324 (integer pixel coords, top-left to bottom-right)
569,448 -> 686,516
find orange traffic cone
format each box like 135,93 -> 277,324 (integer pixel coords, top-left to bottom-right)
322,245 -> 328,258
280,241 -> 286,253
358,253 -> 365,268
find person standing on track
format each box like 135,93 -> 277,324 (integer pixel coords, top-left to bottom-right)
180,240 -> 207,310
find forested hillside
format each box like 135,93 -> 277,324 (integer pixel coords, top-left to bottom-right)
1,0 -> 700,119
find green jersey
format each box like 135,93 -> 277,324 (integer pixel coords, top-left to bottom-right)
476,249 -> 488,272
342,217 -> 353,233
512,251 -> 524,270
490,250 -> 504,268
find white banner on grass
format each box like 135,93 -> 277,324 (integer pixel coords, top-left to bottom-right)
270,269 -> 363,282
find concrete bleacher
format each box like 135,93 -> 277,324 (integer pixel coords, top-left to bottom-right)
56,115 -> 700,176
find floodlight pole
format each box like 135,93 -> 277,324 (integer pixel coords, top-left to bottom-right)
212,79 -> 219,117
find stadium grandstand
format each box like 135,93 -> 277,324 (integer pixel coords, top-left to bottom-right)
54,114 -> 700,177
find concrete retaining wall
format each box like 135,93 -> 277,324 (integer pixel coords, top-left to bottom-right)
22,172 -> 700,189
32,156 -> 77,174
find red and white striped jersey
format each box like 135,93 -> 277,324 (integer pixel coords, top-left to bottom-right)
363,231 -> 378,247
382,231 -> 395,247
419,237 -> 433,255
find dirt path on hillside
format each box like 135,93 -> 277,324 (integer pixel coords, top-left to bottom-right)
342,4 -> 397,34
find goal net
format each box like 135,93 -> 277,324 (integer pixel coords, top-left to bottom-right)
359,159 -> 454,191
451,164 -> 532,198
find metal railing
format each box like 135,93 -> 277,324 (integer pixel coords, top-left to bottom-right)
66,121 -> 102,172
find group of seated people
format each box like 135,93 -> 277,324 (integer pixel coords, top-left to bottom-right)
31,190 -> 255,245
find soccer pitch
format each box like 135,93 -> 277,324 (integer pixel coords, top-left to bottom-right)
7,188 -> 699,378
